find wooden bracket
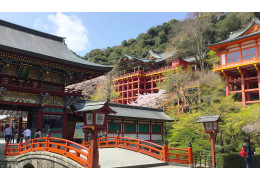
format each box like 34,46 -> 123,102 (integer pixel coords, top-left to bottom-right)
237,67 -> 241,74
254,64 -> 259,71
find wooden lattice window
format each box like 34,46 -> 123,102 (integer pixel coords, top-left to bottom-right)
139,124 -> 149,133
152,125 -> 161,133
108,123 -> 121,132
125,124 -> 136,133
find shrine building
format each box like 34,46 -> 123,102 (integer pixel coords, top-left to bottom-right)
209,17 -> 260,107
0,19 -> 112,138
111,50 -> 195,104
71,100 -> 174,142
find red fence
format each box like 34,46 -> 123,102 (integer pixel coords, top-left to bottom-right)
4,135 -> 90,168
83,136 -> 193,166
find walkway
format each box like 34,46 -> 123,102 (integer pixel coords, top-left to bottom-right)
99,148 -> 167,168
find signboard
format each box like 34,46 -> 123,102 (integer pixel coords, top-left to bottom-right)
96,113 -> 105,125
86,113 -> 93,125
73,122 -> 84,139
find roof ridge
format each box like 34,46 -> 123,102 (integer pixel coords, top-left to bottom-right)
0,19 -> 64,43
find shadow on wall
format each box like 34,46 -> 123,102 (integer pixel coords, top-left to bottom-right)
23,163 -> 34,168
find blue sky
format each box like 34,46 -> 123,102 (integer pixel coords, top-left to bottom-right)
0,12 -> 187,56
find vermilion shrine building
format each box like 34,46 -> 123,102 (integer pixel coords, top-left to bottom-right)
209,17 -> 260,107
111,50 -> 195,104
0,19 -> 112,139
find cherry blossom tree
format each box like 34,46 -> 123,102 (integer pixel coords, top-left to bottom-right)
129,89 -> 167,108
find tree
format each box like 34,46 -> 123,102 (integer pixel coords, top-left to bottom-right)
169,13 -> 215,71
129,90 -> 167,108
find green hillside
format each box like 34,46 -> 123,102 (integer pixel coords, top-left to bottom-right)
83,12 -> 256,66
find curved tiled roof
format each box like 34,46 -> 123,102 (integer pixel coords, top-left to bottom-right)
209,17 -> 260,47
0,19 -> 112,71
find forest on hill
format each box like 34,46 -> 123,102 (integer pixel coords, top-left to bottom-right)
82,12 -> 257,66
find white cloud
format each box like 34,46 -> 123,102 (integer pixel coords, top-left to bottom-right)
33,18 -> 51,32
47,12 -> 89,53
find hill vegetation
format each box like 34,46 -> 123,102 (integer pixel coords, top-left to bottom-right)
83,12 -> 255,66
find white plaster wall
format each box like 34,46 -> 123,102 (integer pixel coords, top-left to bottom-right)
107,133 -> 117,137
226,44 -> 239,49
123,134 -> 137,139
228,47 -> 240,52
221,54 -> 226,65
151,134 -> 162,141
241,43 -> 256,49
241,40 -> 255,45
138,134 -> 150,141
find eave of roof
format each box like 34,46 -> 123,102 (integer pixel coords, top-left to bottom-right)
208,17 -> 260,49
0,19 -> 112,72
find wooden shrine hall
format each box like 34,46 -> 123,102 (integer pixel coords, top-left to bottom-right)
111,49 -> 195,105
209,17 -> 260,107
71,100 -> 175,142
0,19 -> 112,138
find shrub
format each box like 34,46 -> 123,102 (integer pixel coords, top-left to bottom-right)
215,153 -> 260,168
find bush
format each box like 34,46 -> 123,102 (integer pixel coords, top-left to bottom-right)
216,153 -> 260,168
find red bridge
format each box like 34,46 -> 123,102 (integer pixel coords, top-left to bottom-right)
4,135 -> 193,168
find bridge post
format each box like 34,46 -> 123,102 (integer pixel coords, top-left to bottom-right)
115,135 -> 119,148
162,140 -> 168,162
188,142 -> 193,167
4,142 -> 8,156
18,142 -> 21,155
45,135 -> 50,151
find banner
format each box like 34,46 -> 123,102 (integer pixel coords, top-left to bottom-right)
73,122 -> 84,139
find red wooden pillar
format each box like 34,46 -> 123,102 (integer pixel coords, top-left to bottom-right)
246,81 -> 251,101
151,76 -> 154,93
127,77 -> 129,103
210,133 -> 216,168
224,72 -> 230,96
37,108 -> 43,130
18,117 -> 23,132
257,66 -> 260,100
241,70 -> 246,107
89,129 -> 99,168
138,76 -> 140,95
62,110 -> 68,139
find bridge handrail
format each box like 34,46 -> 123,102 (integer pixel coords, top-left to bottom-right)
83,135 -> 193,166
4,135 -> 90,168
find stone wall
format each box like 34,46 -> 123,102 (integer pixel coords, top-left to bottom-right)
0,151 -> 84,168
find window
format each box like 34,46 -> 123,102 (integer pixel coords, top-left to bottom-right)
139,124 -> 149,133
226,51 -> 240,63
108,123 -> 121,132
125,124 -> 136,132
242,47 -> 257,60
152,125 -> 161,133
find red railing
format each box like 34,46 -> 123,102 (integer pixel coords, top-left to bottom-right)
214,57 -> 260,70
83,136 -> 193,166
4,135 -> 90,168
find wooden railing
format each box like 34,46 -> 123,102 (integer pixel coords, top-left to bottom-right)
83,135 -> 193,166
214,57 -> 260,70
4,135 -> 90,168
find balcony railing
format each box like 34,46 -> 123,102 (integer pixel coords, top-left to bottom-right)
214,57 -> 260,70
113,66 -> 177,80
